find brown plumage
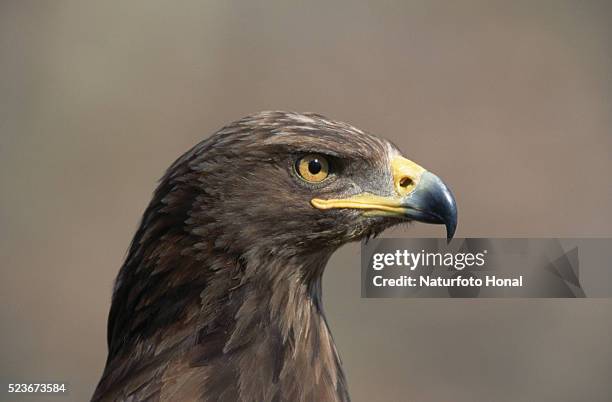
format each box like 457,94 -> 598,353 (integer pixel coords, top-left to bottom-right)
92,111 -> 456,402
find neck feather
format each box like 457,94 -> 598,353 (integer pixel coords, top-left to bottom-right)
100,234 -> 349,402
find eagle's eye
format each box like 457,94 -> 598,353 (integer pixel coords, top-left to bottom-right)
296,154 -> 329,183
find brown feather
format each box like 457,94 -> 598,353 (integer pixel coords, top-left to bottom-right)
93,111 -> 401,402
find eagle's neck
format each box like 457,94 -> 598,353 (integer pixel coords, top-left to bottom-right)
195,250 -> 350,402
100,239 -> 350,402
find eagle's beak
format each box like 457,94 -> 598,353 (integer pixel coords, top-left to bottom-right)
311,156 -> 457,240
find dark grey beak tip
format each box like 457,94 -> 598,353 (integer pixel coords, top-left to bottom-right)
403,171 -> 458,242
445,209 -> 457,242
438,182 -> 457,242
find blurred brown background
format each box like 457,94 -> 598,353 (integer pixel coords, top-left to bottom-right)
1,1 -> 611,401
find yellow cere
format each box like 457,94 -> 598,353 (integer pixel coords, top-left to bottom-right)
390,156 -> 425,196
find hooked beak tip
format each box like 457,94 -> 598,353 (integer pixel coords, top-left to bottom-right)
446,216 -> 457,242
402,171 -> 457,241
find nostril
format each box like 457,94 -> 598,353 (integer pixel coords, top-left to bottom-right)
399,177 -> 413,188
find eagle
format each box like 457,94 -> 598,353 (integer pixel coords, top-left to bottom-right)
92,111 -> 457,402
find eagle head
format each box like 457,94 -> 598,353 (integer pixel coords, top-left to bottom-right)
181,111 -> 456,260
95,110 -> 457,402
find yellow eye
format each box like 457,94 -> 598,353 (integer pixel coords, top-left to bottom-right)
296,154 -> 329,183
